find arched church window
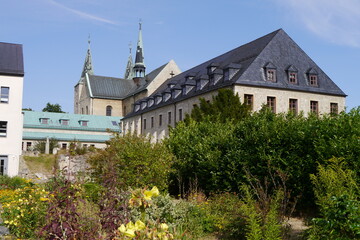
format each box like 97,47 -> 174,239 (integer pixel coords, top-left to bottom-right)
106,105 -> 112,116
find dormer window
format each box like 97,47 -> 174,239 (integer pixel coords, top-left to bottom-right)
141,101 -> 147,110
207,62 -> 220,75
309,75 -> 318,86
289,72 -> 297,84
148,98 -> 154,107
155,95 -> 162,105
287,65 -> 298,84
266,69 -> 276,82
172,89 -> 182,99
164,92 -> 171,102
264,62 -> 277,82
79,120 -> 88,126
60,119 -> 69,126
134,104 -> 140,112
307,68 -> 319,87
40,118 -> 49,124
196,75 -> 209,91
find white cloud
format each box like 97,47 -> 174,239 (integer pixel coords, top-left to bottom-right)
47,0 -> 118,25
274,0 -> 360,47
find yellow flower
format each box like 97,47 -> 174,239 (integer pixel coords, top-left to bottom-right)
124,229 -> 135,238
119,224 -> 126,233
143,190 -> 153,201
160,223 -> 169,231
126,221 -> 135,230
39,197 -> 49,202
135,220 -> 145,230
150,186 -> 159,197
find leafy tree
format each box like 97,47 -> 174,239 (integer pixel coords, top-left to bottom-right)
184,88 -> 250,123
42,102 -> 64,113
88,133 -> 174,191
166,107 -> 360,210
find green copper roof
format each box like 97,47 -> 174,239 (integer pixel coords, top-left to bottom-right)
23,111 -> 121,132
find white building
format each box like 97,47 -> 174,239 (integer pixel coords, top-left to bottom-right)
0,42 -> 24,176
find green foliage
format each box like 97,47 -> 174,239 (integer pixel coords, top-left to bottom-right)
308,159 -> 360,240
184,88 -> 250,123
88,133 -> 174,191
166,119 -> 236,195
0,175 -> 31,190
166,107 -> 360,210
1,184 -> 49,239
42,102 -> 64,113
240,185 -> 282,240
202,192 -> 246,239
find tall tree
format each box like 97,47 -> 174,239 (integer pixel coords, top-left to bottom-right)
185,88 -> 250,123
42,102 -> 64,113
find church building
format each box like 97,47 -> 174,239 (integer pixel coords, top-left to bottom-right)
74,23 -> 181,117
122,29 -> 346,142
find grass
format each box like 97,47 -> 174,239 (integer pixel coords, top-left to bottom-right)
23,154 -> 57,175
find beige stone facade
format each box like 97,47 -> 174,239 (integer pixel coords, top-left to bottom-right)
123,86 -> 345,143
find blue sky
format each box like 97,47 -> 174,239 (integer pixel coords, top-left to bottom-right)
1,0 -> 359,112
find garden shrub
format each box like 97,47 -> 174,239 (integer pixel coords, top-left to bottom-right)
0,175 -> 31,190
88,133 -> 174,191
307,158 -> 360,240
1,184 -> 49,239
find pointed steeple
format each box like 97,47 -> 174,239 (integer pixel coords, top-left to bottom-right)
124,43 -> 134,79
81,35 -> 94,78
133,20 -> 146,78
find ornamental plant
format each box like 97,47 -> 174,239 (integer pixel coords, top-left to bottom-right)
1,184 -> 49,239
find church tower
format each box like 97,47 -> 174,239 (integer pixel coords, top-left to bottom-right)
133,21 -> 146,78
124,43 -> 134,79
74,37 -> 94,114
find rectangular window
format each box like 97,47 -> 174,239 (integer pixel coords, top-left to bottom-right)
151,117 -> 154,128
143,119 -> 147,130
267,96 -> 276,113
330,103 -> 338,115
289,99 -> 298,115
0,87 -> 9,103
60,119 -> 69,126
168,112 -> 172,124
309,75 -> 318,86
0,121 -> 8,137
266,69 -> 276,82
62,143 -> 67,149
40,118 -> 49,124
310,101 -> 319,115
80,121 -> 88,126
159,114 -> 162,126
244,94 -> 254,110
26,142 -> 32,151
123,106 -> 127,115
289,72 -> 297,84
179,108 -> 183,121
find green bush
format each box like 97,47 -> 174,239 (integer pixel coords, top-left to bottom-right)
0,175 -> 31,190
166,107 -> 360,210
88,133 -> 174,191
308,159 -> 360,239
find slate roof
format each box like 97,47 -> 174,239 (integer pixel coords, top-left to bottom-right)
86,63 -> 168,99
124,29 -> 346,119
0,42 -> 24,76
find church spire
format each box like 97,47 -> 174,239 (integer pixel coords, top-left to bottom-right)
133,20 -> 146,78
81,35 -> 94,78
124,43 -> 134,79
